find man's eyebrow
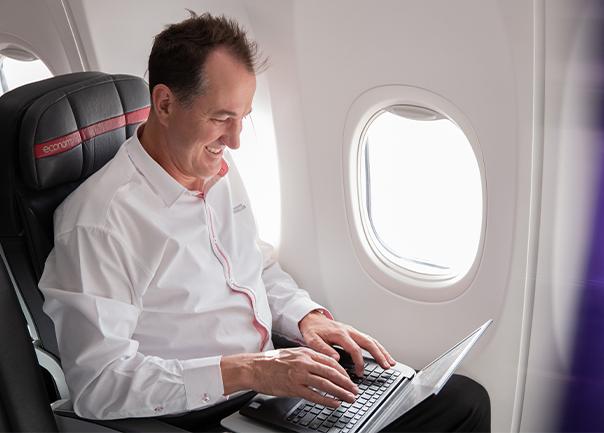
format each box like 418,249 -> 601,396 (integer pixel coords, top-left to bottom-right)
210,109 -> 253,117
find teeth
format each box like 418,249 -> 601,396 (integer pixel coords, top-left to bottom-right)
206,146 -> 222,154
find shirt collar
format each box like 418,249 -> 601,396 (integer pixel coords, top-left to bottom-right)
126,123 -> 229,207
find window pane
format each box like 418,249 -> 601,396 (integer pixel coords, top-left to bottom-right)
230,115 -> 281,246
362,106 -> 482,277
0,56 -> 52,93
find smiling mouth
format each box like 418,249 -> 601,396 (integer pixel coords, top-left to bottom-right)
205,142 -> 225,157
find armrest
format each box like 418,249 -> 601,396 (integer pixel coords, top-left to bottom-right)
52,400 -> 190,432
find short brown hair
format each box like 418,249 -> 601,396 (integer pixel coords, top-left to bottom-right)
148,11 -> 265,106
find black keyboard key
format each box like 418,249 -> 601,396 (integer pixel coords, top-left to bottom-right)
318,427 -> 330,433
299,412 -> 316,426
309,419 -> 322,430
365,363 -> 377,372
311,407 -> 321,415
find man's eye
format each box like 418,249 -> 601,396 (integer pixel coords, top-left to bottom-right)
212,118 -> 228,123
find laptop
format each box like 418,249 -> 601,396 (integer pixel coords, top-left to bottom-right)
223,320 -> 492,433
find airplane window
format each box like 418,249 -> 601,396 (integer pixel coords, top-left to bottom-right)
360,105 -> 482,278
0,49 -> 53,96
230,115 -> 281,246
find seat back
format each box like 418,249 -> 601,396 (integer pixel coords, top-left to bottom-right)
0,72 -> 150,401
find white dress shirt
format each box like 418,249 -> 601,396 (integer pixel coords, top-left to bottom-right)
38,128 -> 331,420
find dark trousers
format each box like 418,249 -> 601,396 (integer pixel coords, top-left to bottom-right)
160,374 -> 491,432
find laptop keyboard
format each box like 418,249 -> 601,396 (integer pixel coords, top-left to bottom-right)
285,362 -> 402,432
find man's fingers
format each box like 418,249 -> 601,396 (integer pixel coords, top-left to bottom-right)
305,334 -> 340,361
297,386 -> 341,409
336,334 -> 365,376
352,332 -> 391,370
305,375 -> 356,404
374,338 -> 397,366
308,357 -> 358,394
309,350 -> 350,379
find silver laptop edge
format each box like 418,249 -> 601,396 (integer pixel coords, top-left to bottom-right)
362,319 -> 493,433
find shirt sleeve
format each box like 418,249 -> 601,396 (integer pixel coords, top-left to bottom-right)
258,239 -> 333,343
39,226 -> 225,420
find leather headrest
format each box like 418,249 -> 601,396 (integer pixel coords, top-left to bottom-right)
0,71 -> 150,236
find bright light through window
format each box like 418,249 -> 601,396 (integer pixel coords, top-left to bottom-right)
0,56 -> 52,95
230,115 -> 281,246
361,106 -> 482,277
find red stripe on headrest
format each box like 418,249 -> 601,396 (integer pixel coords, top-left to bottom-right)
34,106 -> 150,159
126,106 -> 150,124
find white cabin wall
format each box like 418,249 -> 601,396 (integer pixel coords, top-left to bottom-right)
250,2 -> 536,432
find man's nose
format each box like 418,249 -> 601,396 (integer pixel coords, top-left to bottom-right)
223,119 -> 242,149
226,135 -> 240,150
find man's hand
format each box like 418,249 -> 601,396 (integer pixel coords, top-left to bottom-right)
221,348 -> 359,408
299,310 -> 396,376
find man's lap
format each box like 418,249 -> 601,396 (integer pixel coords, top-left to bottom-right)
159,374 -> 490,433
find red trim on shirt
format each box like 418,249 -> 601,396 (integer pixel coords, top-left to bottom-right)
34,106 -> 151,159
204,198 -> 271,351
218,159 -> 229,177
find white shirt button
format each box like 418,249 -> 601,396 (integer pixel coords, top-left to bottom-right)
201,393 -> 210,403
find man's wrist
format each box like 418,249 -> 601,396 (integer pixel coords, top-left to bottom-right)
299,309 -> 332,333
220,353 -> 256,395
305,309 -> 331,320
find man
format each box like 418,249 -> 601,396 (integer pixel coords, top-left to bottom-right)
39,12 -> 490,432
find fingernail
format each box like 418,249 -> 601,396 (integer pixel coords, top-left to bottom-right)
331,354 -> 339,359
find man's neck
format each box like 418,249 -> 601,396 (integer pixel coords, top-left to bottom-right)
138,116 -> 207,192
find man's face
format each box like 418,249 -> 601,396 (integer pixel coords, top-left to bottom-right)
164,49 -> 256,183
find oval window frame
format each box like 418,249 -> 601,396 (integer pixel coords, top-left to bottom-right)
342,85 -> 487,301
0,38 -> 55,95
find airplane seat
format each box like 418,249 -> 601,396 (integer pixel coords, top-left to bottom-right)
0,248 -> 59,432
0,72 -> 190,432
0,70 -> 150,396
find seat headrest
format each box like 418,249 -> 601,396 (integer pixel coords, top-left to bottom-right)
0,71 -> 150,236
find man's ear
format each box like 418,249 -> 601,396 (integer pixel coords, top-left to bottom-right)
151,84 -> 174,127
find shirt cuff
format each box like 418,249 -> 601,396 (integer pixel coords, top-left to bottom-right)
278,299 -> 334,343
180,355 -> 225,411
